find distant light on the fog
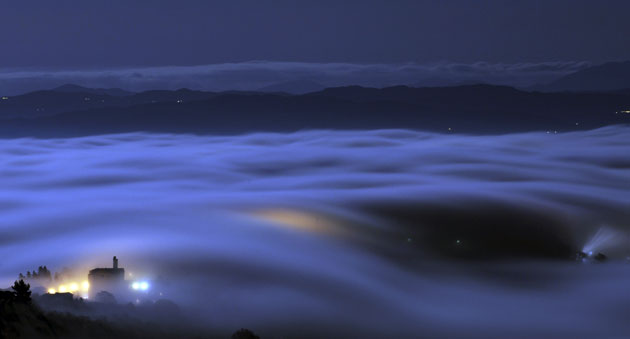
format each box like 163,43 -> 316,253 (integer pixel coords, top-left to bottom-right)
47,288 -> 56,294
140,281 -> 149,291
82,281 -> 90,291
132,282 -> 140,290
58,285 -> 67,293
253,209 -> 338,233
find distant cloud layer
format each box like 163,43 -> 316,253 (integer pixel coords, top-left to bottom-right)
0,61 -> 590,95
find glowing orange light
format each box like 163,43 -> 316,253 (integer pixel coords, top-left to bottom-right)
253,209 -> 336,233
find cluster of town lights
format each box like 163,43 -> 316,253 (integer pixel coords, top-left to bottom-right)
131,281 -> 149,291
46,281 -> 149,293
47,281 -> 89,295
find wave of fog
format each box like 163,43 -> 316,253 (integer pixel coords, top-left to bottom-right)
0,60 -> 590,95
0,127 -> 629,337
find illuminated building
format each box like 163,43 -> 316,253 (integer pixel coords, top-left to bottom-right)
87,256 -> 125,299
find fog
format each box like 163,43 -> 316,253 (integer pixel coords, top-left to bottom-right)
0,127 -> 629,337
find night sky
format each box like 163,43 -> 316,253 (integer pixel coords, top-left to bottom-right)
1,0 -> 630,68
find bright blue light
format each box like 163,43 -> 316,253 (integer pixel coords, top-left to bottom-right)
132,281 -> 149,291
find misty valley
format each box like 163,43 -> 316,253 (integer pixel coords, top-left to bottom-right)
1,129 -> 629,337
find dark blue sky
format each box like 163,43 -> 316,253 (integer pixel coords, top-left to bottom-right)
1,0 -> 630,68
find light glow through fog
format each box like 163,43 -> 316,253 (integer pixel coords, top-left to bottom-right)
46,280 -> 90,295
131,281 -> 149,291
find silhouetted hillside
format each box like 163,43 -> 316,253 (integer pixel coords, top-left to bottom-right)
0,295 -> 184,338
0,85 -> 628,137
541,61 -> 630,92
0,88 -> 217,118
52,84 -> 134,97
258,80 -> 325,94
0,289 -> 226,338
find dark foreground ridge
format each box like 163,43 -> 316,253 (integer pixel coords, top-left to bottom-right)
0,280 -> 260,339
0,84 -> 628,137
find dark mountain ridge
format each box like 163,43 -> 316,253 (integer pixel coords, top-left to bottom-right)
0,84 -> 628,137
0,88 -> 218,118
52,84 -> 135,97
258,79 -> 326,94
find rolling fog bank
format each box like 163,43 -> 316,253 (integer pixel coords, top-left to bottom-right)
0,127 -> 629,337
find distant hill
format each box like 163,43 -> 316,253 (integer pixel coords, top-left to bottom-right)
0,88 -> 218,118
0,84 -> 627,137
541,61 -> 630,92
258,79 -> 326,94
52,84 -> 134,97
